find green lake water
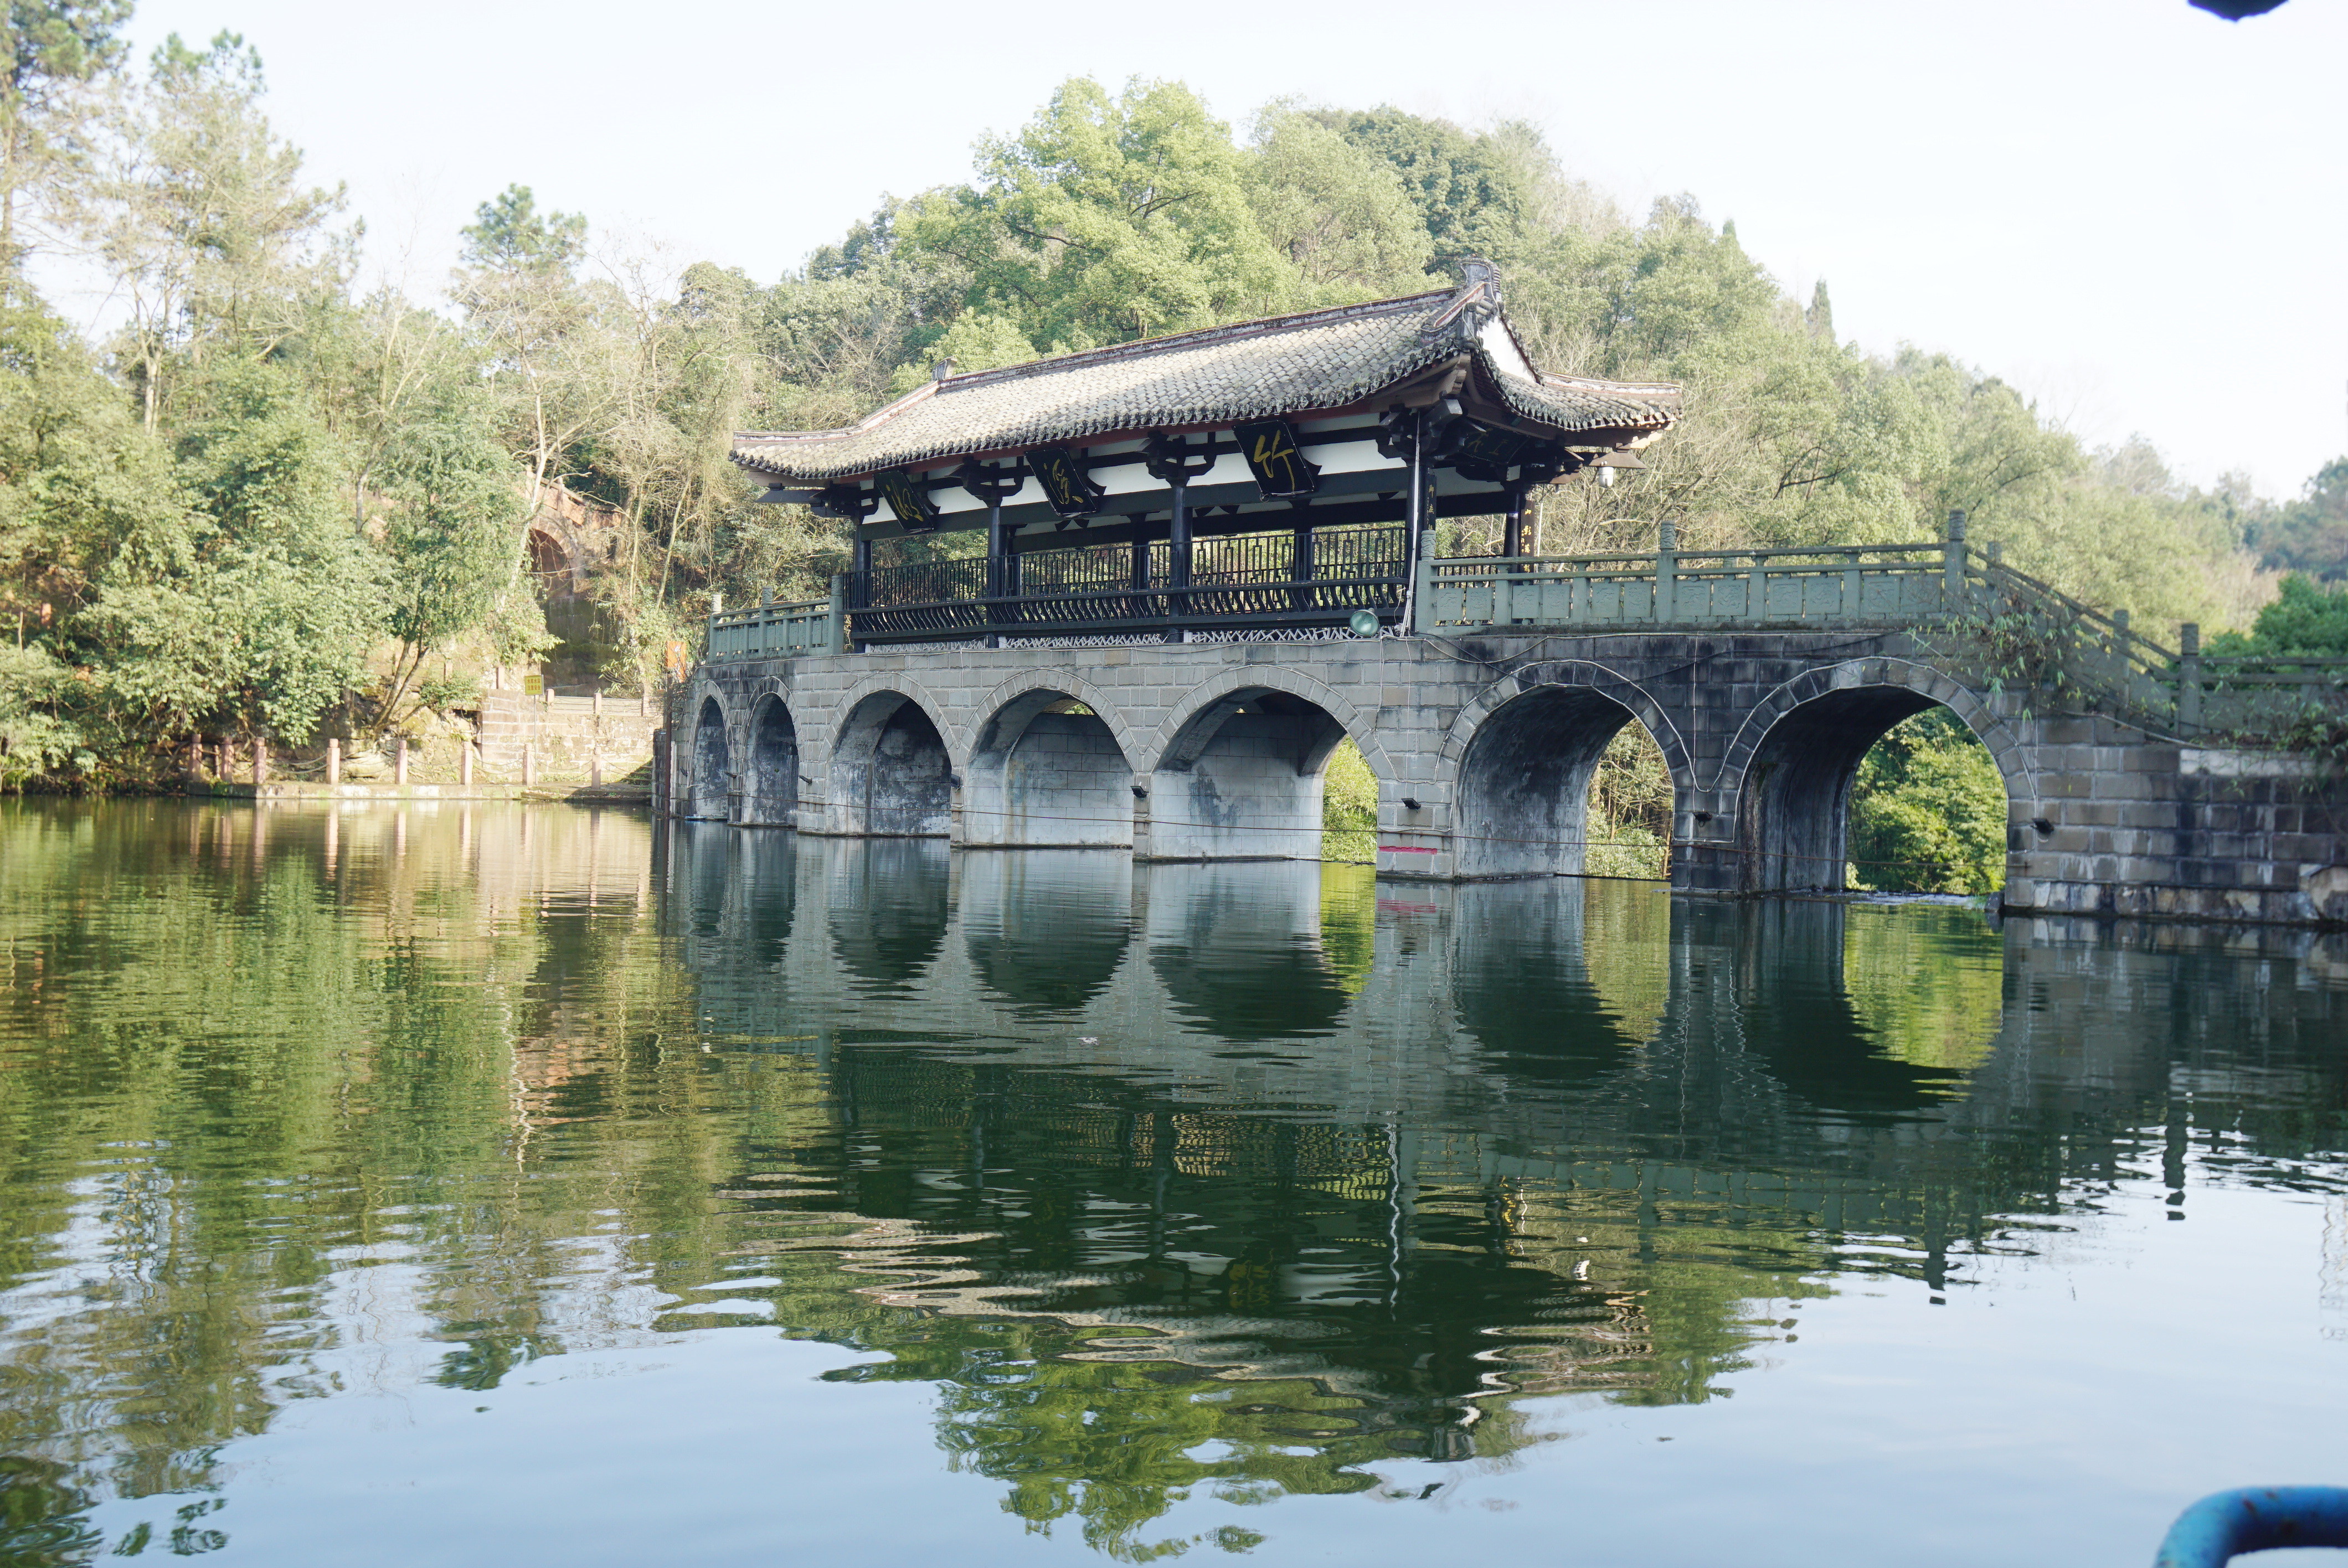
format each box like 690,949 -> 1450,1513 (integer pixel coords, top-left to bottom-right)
4,799 -> 2347,1566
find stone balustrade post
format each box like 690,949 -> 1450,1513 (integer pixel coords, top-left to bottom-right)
2179,622 -> 2203,730
1655,519 -> 1677,623
1944,508 -> 1967,605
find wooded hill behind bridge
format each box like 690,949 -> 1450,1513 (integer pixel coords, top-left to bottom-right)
7,40 -> 2330,793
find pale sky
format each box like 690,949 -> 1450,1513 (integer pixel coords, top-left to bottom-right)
82,0 -> 2348,498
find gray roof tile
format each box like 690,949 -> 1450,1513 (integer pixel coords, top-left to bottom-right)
733,285 -> 1677,484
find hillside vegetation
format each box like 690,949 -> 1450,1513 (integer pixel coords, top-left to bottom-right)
2,17 -> 2332,883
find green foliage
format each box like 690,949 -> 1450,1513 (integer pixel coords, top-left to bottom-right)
1847,709 -> 2007,895
414,671 -> 480,712
904,78 -> 1297,353
1319,736 -> 1376,863
1247,107 -> 1432,296
460,183 -> 585,274
2247,456 -> 2348,580
1585,726 -> 1672,879
0,0 -> 130,266
2210,572 -> 2348,656
0,642 -> 83,782
0,49 -> 2314,787
1315,106 -> 1531,261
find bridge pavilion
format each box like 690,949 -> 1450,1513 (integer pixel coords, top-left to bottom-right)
731,261 -> 1678,647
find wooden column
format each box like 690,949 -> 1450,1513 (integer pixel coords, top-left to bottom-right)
1502,483 -> 1526,559
1404,409 -> 1433,633
1290,516 -> 1314,611
985,500 -> 1007,649
1165,482 -> 1191,644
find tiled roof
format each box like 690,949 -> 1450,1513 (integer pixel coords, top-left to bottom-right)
732,285 -> 1678,484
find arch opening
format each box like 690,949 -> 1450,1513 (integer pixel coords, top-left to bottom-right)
1741,690 -> 2009,894
1150,689 -> 1352,862
1845,709 -> 2011,895
1455,686 -> 1662,880
833,692 -> 952,837
963,691 -> 1132,848
746,697 -> 799,828
690,697 -> 730,821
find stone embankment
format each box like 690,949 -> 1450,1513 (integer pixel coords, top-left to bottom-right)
182,688 -> 660,804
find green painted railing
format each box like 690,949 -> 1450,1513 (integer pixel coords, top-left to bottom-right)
706,589 -> 840,658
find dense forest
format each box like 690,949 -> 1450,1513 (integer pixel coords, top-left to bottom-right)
3,9 -> 2343,885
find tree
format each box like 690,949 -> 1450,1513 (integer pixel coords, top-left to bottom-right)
1848,710 -> 2008,895
1246,106 -> 1430,298
0,0 -> 128,268
375,384 -> 519,720
2209,572 -> 2348,655
905,78 -> 1299,352
83,32 -> 347,430
2249,456 -> 2348,579
460,183 -> 585,274
1317,106 -> 1529,264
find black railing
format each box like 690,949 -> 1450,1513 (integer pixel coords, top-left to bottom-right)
848,525 -> 1407,643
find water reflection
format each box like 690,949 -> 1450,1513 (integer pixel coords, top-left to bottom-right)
962,852 -> 1132,1013
826,838 -> 951,991
3,800 -> 2347,1564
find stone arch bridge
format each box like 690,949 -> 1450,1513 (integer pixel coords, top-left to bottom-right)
678,271 -> 2348,927
672,525 -> 2348,928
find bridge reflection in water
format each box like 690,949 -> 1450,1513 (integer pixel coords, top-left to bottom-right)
10,803 -> 2347,1565
658,824 -> 2348,1525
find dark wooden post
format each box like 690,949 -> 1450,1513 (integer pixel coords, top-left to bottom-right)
1502,483 -> 1526,559
1290,515 -> 1314,612
1165,481 -> 1191,644
1404,408 -> 1433,632
985,498 -> 1007,649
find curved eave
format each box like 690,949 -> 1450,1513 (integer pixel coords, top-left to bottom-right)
729,293 -> 1678,487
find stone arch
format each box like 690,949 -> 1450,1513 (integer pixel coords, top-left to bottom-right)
827,684 -> 956,838
1441,662 -> 1693,880
1143,666 -> 1392,782
1146,668 -> 1384,862
745,692 -> 800,828
962,674 -> 1137,848
526,524 -> 579,597
690,695 -> 732,821
1716,659 -> 2033,893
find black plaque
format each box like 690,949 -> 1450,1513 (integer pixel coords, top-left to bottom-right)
1030,447 -> 1104,519
1235,419 -> 1320,501
875,468 -> 939,533
1449,421 -> 1526,483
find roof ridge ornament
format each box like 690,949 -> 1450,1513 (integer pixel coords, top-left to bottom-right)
1422,256 -> 1502,342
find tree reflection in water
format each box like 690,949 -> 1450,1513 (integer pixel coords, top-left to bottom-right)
1,801 -> 2345,1561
